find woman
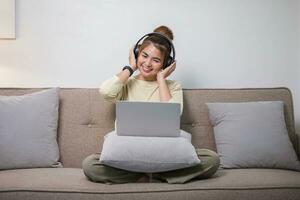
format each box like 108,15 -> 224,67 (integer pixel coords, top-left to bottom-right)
82,26 -> 220,184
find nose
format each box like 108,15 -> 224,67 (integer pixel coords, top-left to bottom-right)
145,58 -> 151,67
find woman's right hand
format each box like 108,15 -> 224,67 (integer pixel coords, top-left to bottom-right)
129,46 -> 137,70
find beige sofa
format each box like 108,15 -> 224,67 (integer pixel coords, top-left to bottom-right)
0,87 -> 300,200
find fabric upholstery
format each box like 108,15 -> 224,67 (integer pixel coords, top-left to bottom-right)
0,88 -> 61,170
0,87 -> 297,168
100,131 -> 200,173
206,101 -> 300,170
0,87 -> 299,200
0,168 -> 300,200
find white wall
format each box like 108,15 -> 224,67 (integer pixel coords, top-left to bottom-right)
0,0 -> 299,133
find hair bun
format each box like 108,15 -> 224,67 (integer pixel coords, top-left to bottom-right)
153,25 -> 174,41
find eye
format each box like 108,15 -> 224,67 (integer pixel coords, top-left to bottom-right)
142,54 -> 147,58
154,59 -> 160,63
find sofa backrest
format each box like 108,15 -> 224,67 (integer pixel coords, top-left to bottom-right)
0,87 -> 297,168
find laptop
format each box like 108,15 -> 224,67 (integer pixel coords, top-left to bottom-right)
116,101 -> 181,137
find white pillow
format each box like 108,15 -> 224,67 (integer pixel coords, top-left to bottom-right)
206,101 -> 300,171
99,130 -> 200,173
0,88 -> 61,170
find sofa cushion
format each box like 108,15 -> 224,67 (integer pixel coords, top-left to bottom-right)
206,101 -> 300,170
1,168 -> 300,200
99,131 -> 200,173
0,88 -> 61,170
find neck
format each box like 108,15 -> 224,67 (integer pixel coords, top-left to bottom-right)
136,74 -> 157,82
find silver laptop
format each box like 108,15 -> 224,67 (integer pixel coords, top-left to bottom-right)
116,101 -> 180,137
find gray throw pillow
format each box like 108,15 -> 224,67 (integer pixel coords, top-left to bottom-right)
0,88 -> 61,170
99,130 -> 200,173
206,101 -> 300,171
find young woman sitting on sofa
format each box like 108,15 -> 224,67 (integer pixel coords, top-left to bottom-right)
82,25 -> 220,184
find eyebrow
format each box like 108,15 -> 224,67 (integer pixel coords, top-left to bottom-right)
142,51 -> 162,61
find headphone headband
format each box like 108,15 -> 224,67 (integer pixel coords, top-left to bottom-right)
133,32 -> 176,69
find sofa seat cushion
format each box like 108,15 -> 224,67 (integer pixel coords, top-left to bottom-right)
1,168 -> 300,200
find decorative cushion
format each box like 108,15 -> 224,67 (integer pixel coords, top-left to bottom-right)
206,101 -> 300,171
0,88 -> 61,170
99,130 -> 200,173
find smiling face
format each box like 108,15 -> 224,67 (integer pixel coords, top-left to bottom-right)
136,43 -> 165,81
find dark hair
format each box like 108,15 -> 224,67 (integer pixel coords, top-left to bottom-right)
138,26 -> 174,67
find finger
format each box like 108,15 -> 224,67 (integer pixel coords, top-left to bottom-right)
169,64 -> 176,73
165,65 -> 175,75
169,67 -> 175,75
168,62 -> 176,70
172,61 -> 176,68
130,45 -> 136,55
169,64 -> 176,72
172,64 -> 176,71
171,64 -> 176,71
171,62 -> 176,68
164,63 -> 175,72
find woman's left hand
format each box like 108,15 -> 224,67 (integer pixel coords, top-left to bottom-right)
157,61 -> 176,81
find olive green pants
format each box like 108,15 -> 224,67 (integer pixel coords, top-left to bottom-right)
82,149 -> 220,184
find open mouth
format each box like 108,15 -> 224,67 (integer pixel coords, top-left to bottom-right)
142,66 -> 153,73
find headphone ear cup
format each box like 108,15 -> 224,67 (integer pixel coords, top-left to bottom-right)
133,45 -> 139,60
166,56 -> 173,68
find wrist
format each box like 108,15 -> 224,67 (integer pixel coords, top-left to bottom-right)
122,66 -> 135,77
131,65 -> 138,71
157,76 -> 166,85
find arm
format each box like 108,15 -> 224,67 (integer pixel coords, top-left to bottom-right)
117,46 -> 138,83
157,79 -> 172,102
157,61 -> 176,102
99,76 -> 124,102
157,61 -> 183,114
165,80 -> 183,115
99,47 -> 137,102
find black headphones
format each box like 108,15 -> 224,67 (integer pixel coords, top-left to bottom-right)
133,32 -> 176,69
